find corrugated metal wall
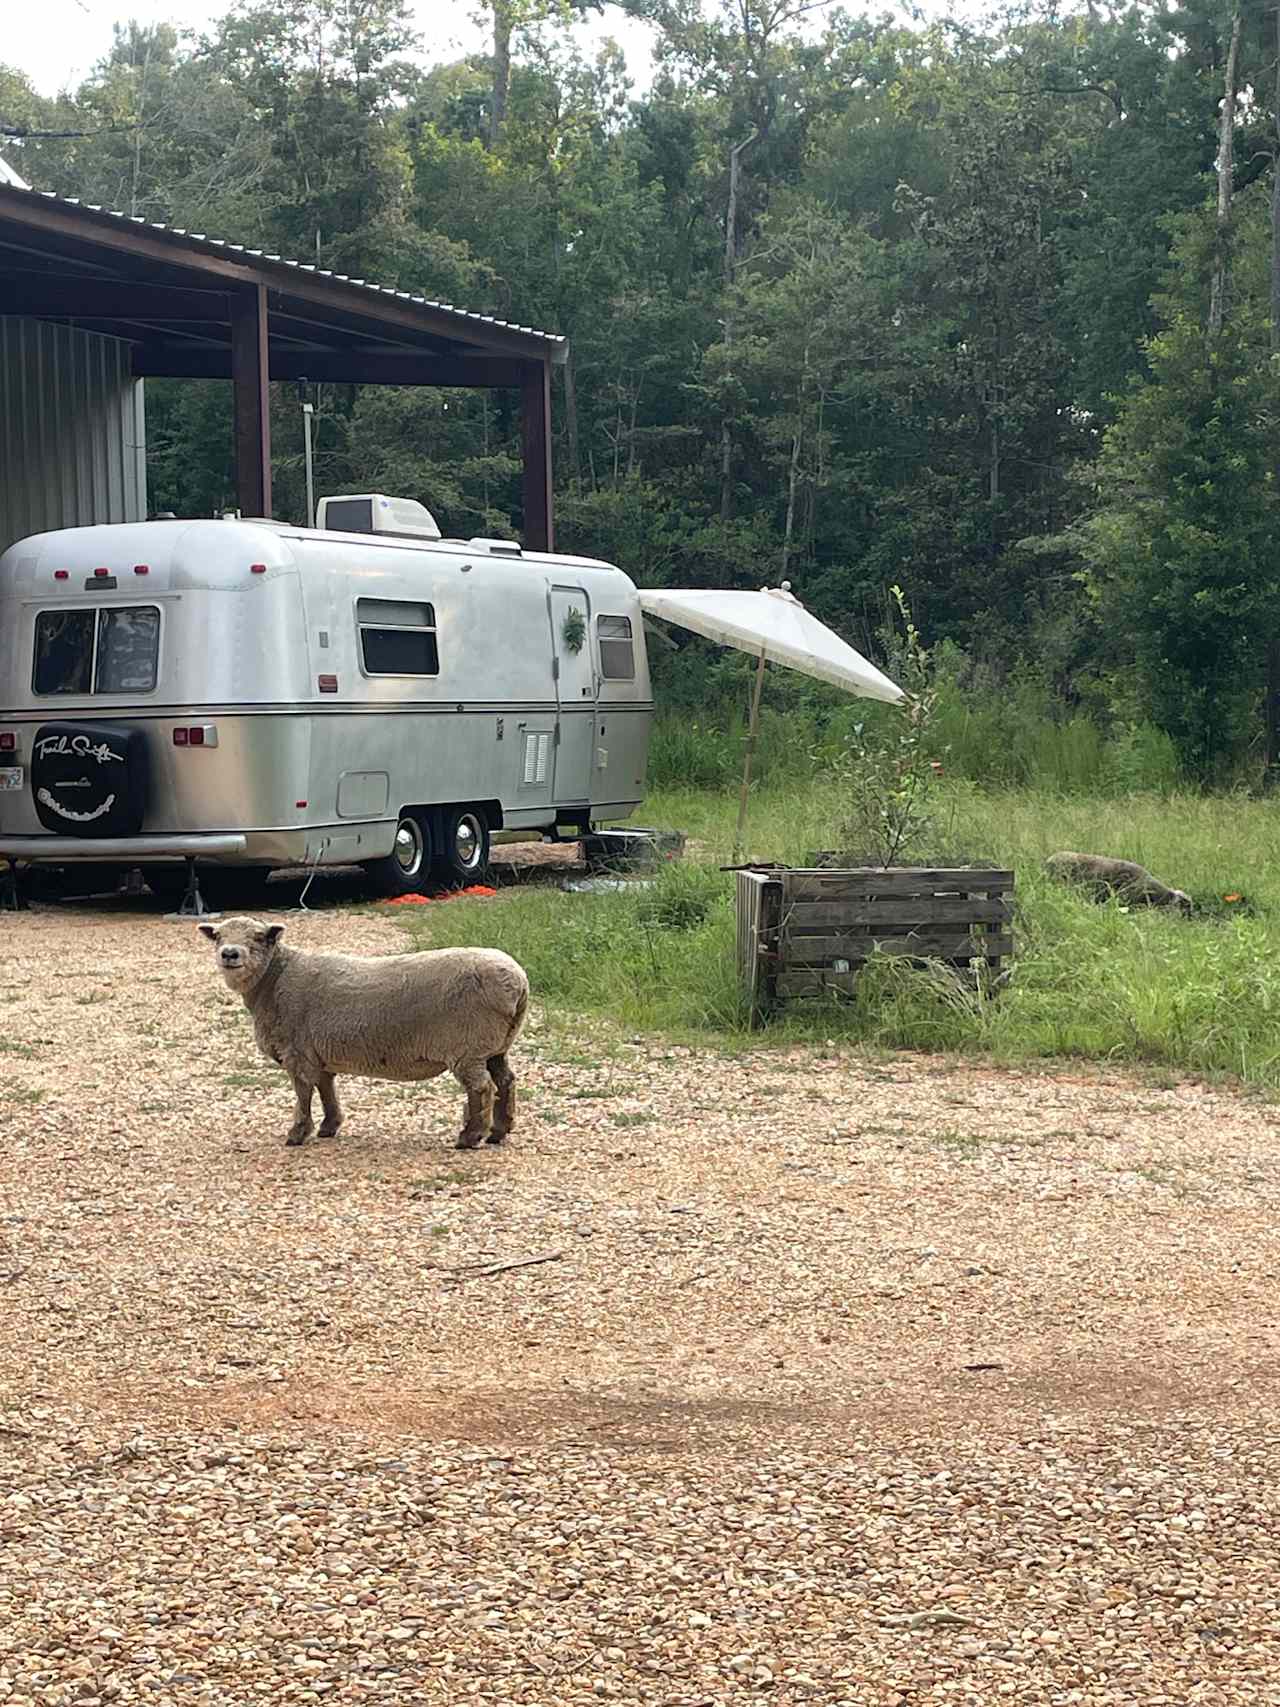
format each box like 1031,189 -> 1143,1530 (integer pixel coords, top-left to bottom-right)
0,319 -> 147,556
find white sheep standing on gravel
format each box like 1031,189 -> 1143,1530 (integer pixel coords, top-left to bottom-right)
201,917 -> 529,1149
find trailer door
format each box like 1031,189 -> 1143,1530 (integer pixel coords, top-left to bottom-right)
549,584 -> 595,806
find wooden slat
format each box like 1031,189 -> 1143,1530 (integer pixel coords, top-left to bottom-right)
782,932 -> 1014,966
782,896 -> 1012,929
783,868 -> 1014,901
735,870 -> 783,1026
735,870 -> 759,990
778,963 -> 1006,999
778,970 -> 860,998
742,864 -> 1015,1011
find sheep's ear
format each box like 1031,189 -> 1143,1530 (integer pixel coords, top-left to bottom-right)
198,923 -> 219,942
260,923 -> 285,945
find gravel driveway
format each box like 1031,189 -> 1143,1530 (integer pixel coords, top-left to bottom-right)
3,898 -> 1280,1704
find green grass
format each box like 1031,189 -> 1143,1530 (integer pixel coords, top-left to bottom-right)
392,783 -> 1280,1094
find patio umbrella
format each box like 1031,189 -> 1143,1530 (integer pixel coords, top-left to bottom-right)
637,582 -> 905,854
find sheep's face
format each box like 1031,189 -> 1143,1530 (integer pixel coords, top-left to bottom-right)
200,916 -> 284,991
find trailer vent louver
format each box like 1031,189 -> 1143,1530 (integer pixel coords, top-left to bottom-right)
522,732 -> 550,785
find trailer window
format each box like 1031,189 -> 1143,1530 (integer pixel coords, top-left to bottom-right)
33,611 -> 95,695
356,598 -> 439,676
597,614 -> 635,681
97,608 -> 161,693
33,606 -> 160,695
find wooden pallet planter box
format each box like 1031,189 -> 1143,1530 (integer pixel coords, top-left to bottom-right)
735,865 -> 1014,1024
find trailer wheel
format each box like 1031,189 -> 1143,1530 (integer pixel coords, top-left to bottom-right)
362,810 -> 431,897
434,806 -> 491,889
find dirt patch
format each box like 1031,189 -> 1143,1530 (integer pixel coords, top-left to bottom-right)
3,902 -> 1280,1702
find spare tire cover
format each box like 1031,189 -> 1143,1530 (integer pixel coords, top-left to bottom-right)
31,722 -> 149,838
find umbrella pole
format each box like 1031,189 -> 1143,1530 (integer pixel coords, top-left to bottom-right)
734,645 -> 768,859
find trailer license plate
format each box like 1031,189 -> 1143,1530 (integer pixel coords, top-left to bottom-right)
0,767 -> 23,791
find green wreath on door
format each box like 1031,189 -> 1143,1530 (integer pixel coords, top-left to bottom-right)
561,606 -> 586,654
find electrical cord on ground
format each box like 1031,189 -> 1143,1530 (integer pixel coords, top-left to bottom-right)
291,838 -> 328,913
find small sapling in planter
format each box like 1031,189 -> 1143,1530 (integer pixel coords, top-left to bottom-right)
826,586 -> 946,871
735,591 -> 1013,1021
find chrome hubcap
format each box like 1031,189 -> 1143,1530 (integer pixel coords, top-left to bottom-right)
455,817 -> 480,868
395,820 -> 422,874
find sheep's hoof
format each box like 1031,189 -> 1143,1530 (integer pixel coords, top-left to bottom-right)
455,1132 -> 484,1150
485,1131 -> 508,1146
317,1119 -> 343,1139
285,1127 -> 312,1147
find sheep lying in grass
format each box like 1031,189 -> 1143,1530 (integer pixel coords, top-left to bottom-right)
201,916 -> 529,1149
1044,852 -> 1193,916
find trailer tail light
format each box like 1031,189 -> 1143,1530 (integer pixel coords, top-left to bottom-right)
0,733 -> 15,752
318,675 -> 338,694
133,564 -> 149,575
250,563 -> 267,575
93,567 -> 110,579
172,728 -> 188,746
54,570 -> 69,581
173,724 -> 218,748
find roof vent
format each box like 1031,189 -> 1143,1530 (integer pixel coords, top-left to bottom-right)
316,493 -> 442,541
468,537 -> 523,558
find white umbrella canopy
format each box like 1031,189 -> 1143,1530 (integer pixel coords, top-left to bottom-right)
638,583 -> 904,703
638,582 -> 906,855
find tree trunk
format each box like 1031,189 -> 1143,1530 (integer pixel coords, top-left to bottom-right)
782,419 -> 802,578
489,0 -> 513,151
563,348 -> 581,488
718,408 -> 733,521
989,414 -> 1000,504
1208,6 -> 1242,339
781,363 -> 807,578
719,128 -> 758,522
129,33 -> 154,219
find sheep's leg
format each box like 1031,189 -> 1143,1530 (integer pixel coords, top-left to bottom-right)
485,1053 -> 516,1144
285,1075 -> 315,1147
316,1072 -> 344,1139
452,1062 -> 495,1150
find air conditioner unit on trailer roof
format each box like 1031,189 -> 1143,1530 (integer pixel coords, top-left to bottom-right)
315,493 -> 441,541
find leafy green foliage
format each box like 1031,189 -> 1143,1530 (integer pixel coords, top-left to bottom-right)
560,605 -> 586,652
1086,208 -> 1280,780
827,588 -> 944,867
4,0 -> 1280,776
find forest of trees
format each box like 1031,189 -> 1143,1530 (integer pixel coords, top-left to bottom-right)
4,0 -> 1280,783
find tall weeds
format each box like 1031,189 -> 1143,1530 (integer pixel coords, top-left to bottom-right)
398,785 -> 1280,1093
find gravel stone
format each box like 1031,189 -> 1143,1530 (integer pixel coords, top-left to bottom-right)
2,900 -> 1280,1703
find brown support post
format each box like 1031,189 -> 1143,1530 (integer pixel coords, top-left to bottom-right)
520,359 -> 554,552
231,285 -> 272,518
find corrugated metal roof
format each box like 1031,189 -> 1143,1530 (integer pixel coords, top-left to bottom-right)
0,180 -> 564,350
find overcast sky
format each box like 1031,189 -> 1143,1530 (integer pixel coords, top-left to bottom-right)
5,0 -> 661,98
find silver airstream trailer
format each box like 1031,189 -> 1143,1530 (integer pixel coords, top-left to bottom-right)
0,497 -> 652,903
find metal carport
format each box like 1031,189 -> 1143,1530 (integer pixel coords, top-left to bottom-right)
0,181 -> 565,549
